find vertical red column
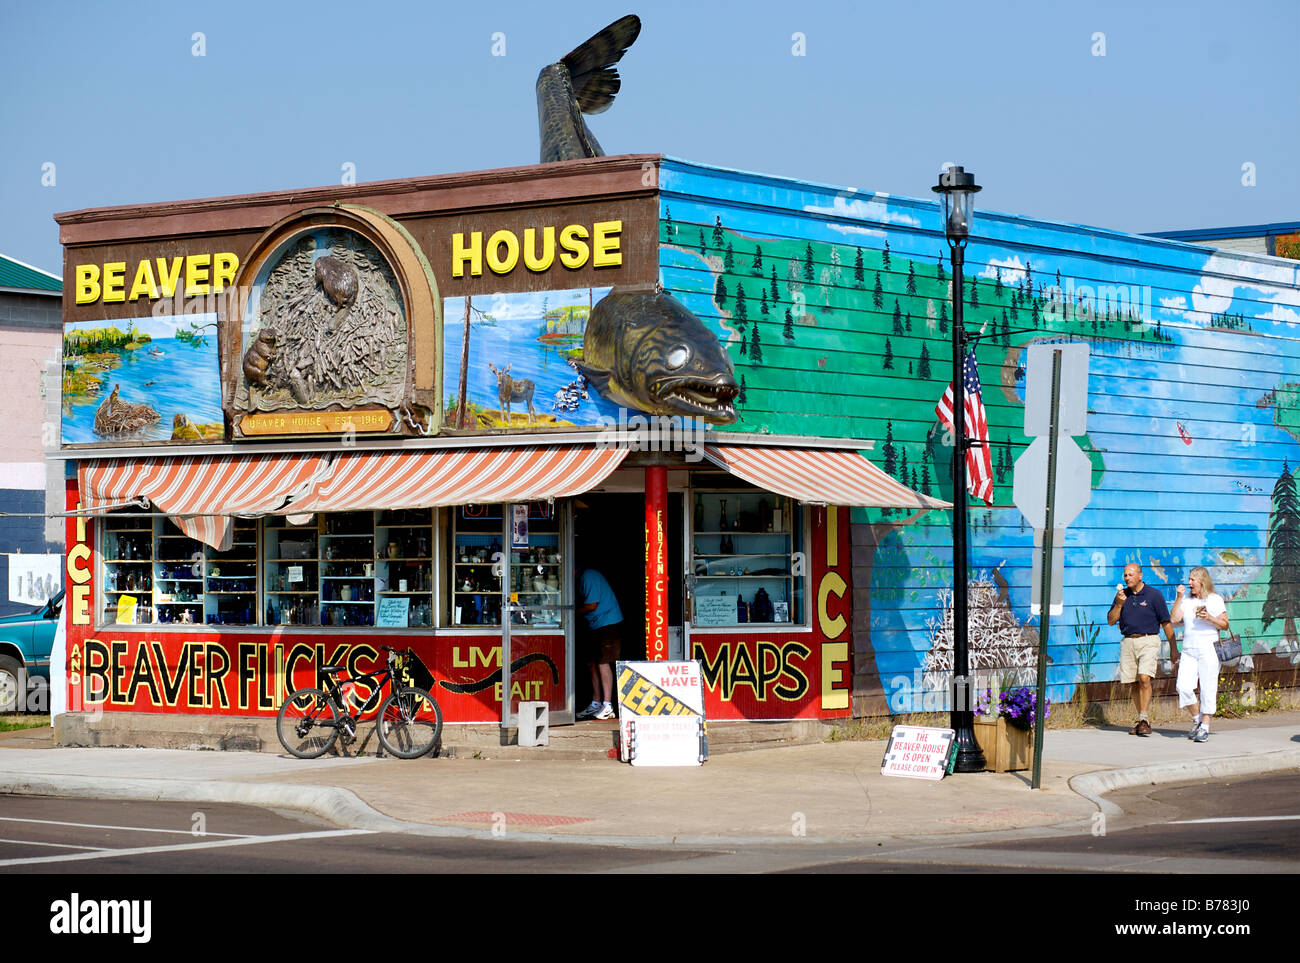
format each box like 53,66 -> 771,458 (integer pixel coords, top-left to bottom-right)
645,465 -> 668,661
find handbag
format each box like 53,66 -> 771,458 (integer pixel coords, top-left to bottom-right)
1214,632 -> 1242,663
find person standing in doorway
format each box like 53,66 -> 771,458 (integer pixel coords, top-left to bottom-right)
1107,562 -> 1175,736
575,566 -> 624,720
1170,566 -> 1229,743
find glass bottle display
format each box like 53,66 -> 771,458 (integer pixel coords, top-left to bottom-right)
690,488 -> 800,627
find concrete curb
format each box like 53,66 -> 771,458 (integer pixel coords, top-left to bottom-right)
1068,748 -> 1300,816
0,770 -> 439,837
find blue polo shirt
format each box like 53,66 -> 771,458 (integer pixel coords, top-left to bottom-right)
577,569 -> 623,631
1118,584 -> 1171,636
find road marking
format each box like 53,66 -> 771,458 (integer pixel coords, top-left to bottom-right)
0,815 -> 248,838
1171,815 -> 1300,825
0,828 -> 376,868
0,837 -> 112,852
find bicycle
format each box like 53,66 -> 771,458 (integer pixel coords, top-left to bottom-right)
276,645 -> 443,760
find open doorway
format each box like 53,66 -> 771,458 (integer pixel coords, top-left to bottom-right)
572,492 -> 682,707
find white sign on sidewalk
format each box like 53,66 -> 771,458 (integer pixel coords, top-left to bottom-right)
615,660 -> 708,767
880,725 -> 957,780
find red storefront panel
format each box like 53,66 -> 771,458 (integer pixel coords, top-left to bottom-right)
691,505 -> 852,721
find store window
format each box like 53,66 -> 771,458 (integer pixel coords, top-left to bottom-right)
690,487 -> 804,627
103,515 -> 257,626
99,509 -> 438,629
450,502 -> 563,628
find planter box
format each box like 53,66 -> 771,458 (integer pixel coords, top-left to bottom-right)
973,716 -> 1033,773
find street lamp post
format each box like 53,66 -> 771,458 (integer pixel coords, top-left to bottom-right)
933,165 -> 986,773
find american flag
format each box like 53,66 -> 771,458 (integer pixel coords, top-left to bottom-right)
935,349 -> 994,506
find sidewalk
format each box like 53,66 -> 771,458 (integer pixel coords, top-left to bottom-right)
1,713 -> 1297,844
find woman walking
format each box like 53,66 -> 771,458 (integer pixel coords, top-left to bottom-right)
1170,566 -> 1229,742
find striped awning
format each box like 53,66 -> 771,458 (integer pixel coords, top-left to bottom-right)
701,444 -> 950,510
78,453 -> 333,550
283,443 -> 628,515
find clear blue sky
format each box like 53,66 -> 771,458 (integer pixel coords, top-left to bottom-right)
2,0 -> 1296,274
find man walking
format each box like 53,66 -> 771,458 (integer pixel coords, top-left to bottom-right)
1107,562 -> 1175,736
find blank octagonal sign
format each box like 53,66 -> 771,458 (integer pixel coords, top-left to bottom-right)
1012,435 -> 1093,530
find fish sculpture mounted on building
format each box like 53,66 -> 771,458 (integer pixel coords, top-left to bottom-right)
536,14 -> 641,162
576,287 -> 739,424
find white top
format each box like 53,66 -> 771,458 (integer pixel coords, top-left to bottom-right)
1181,592 -> 1226,647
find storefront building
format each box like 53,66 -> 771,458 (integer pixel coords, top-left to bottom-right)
54,155 -> 1300,738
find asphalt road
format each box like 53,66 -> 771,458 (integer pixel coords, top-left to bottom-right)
2,772 -> 1296,878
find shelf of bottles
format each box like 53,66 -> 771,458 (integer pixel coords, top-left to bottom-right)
690,489 -> 800,626
509,505 -> 562,628
263,516 -> 320,626
101,514 -> 154,624
375,508 -> 434,628
452,506 -> 503,627
201,518 -> 257,625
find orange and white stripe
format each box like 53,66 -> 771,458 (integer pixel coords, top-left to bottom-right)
701,444 -> 949,510
285,444 -> 628,514
78,453 -> 332,549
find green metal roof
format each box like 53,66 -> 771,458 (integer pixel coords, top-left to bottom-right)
0,254 -> 61,293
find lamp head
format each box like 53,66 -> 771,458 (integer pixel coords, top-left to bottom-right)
933,165 -> 982,244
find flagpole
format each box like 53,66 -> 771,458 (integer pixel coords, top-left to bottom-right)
934,164 -> 986,773
949,244 -> 982,771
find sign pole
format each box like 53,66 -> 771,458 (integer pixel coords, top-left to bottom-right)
645,466 -> 668,661
1031,350 -> 1063,789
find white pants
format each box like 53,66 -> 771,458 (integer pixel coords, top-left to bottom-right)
1176,643 -> 1219,715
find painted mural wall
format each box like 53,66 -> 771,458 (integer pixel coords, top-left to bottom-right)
658,157 -> 1300,715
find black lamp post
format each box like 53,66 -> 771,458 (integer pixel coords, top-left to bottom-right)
933,165 -> 986,772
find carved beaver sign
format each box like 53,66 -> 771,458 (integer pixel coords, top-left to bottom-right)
242,329 -> 278,412
314,255 -> 358,308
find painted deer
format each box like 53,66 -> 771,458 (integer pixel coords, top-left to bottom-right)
487,363 -> 536,424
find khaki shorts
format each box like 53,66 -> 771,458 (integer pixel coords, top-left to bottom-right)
1119,634 -> 1160,683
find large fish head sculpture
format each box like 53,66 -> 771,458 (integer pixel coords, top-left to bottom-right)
577,288 -> 739,424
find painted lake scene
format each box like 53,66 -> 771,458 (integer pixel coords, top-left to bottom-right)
61,313 -> 225,446
442,287 -> 622,430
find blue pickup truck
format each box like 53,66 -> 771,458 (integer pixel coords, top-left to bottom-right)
0,590 -> 61,713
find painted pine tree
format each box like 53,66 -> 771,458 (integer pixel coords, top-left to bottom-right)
893,300 -> 904,336
854,247 -> 865,287
724,242 -> 735,272
873,274 -> 884,310
760,289 -> 769,315
713,216 -> 724,248
752,246 -> 763,275
969,279 -> 980,308
770,265 -> 779,301
738,374 -> 747,404
715,275 -> 728,307
883,338 -> 894,369
883,420 -> 897,476
783,308 -> 795,342
665,208 -> 674,238
803,243 -> 814,281
918,343 -> 932,379
699,229 -> 706,256
936,252 -> 946,282
939,301 -> 949,335
750,322 -> 764,363
906,261 -> 917,295
735,283 -> 748,323
1264,461 -> 1300,643
882,241 -> 891,270
740,329 -> 749,357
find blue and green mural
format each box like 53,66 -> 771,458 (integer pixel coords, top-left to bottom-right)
61,314 -> 224,445
658,158 -> 1300,712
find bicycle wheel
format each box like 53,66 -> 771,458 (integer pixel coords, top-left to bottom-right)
376,687 -> 442,760
276,687 -> 340,759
